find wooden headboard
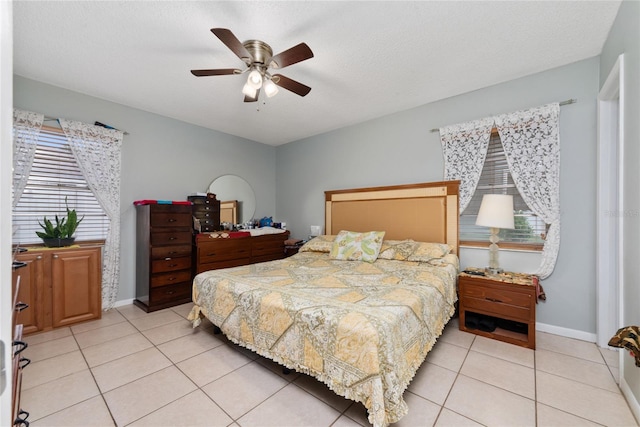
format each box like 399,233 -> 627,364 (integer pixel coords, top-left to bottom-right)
325,181 -> 460,254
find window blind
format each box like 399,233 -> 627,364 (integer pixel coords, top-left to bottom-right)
460,131 -> 546,247
12,126 -> 109,245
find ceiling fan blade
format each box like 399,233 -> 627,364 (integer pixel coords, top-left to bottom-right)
268,43 -> 314,69
272,74 -> 311,97
244,88 -> 260,102
191,68 -> 242,77
211,28 -> 252,63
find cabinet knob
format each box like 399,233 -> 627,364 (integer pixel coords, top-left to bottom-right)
168,218 -> 176,222
169,237 -> 176,240
53,254 -> 59,259
36,255 -> 42,260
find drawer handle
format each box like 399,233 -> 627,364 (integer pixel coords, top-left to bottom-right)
168,277 -> 176,281
14,409 -> 30,426
207,253 -> 217,257
19,357 -> 31,369
15,302 -> 29,312
13,340 -> 28,356
168,218 -> 177,222
168,264 -> 177,267
485,297 -> 504,303
169,237 -> 177,240
168,252 -> 177,255
166,290 -> 175,295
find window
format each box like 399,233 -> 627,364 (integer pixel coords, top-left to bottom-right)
460,130 -> 546,250
12,126 -> 108,245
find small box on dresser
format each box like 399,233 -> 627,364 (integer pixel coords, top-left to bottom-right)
458,268 -> 538,349
135,203 -> 193,312
188,193 -> 221,233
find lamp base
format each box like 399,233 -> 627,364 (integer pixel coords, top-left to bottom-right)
485,266 -> 504,275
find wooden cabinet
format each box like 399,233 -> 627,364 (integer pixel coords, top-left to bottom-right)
135,203 -> 193,312
12,262 -> 30,426
458,269 -> 537,349
188,193 -> 220,233
195,231 -> 290,274
12,246 -> 102,334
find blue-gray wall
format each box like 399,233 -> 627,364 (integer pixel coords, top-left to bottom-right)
276,57 -> 600,338
600,0 -> 640,413
14,76 -> 277,302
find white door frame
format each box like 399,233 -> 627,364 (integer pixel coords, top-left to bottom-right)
0,1 -> 13,424
596,54 -> 625,353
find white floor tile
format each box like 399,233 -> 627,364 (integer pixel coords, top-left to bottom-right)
129,389 -> 232,426
444,374 -> 535,426
103,366 -> 197,426
238,383 -> 341,427
20,304 -> 639,427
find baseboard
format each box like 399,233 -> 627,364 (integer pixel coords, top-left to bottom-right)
536,322 -> 597,343
620,376 -> 640,424
113,298 -> 135,308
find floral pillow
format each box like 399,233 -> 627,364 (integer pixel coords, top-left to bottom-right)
378,240 -> 452,262
298,235 -> 335,253
377,239 -> 418,261
407,242 -> 452,262
329,230 -> 386,263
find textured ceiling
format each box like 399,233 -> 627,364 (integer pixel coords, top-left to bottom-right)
13,1 -> 621,146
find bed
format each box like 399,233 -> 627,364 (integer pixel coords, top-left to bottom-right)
189,181 -> 460,426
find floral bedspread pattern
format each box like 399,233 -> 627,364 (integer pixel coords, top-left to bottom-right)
189,251 -> 458,426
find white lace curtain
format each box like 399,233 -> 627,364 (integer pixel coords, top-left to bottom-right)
441,103 -> 560,279
12,109 -> 44,207
440,117 -> 494,213
59,119 -> 124,310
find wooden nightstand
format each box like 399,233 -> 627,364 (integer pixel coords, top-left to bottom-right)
458,268 -> 538,349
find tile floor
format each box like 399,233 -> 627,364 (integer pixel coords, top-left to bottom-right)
19,303 -> 639,427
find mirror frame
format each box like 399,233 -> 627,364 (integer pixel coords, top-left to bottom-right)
208,174 -> 256,224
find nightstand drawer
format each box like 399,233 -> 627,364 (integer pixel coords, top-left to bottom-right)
461,282 -> 532,308
463,297 -> 532,322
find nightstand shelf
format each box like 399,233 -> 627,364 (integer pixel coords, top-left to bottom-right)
458,268 -> 538,349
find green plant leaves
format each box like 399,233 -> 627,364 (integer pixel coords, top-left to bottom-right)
35,196 -> 84,240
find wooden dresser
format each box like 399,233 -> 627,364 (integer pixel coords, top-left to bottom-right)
195,231 -> 290,274
135,203 -> 193,312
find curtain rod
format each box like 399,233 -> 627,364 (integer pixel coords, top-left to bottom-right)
43,115 -> 129,135
429,98 -> 577,133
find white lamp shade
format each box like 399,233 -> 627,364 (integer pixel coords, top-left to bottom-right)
263,79 -> 279,97
475,194 -> 515,229
242,83 -> 257,98
247,69 -> 263,89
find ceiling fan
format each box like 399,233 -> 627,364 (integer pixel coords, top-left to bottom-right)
191,28 -> 314,103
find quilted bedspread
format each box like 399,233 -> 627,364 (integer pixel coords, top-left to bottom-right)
189,250 -> 458,426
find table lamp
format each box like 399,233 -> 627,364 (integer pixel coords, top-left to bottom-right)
475,194 -> 515,274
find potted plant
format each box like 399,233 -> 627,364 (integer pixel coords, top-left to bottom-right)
36,197 -> 84,247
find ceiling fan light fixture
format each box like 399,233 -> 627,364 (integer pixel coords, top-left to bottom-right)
242,83 -> 257,98
247,69 -> 263,89
263,79 -> 279,98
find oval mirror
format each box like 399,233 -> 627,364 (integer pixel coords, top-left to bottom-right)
208,174 -> 256,224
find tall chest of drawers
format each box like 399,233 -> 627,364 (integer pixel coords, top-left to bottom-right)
188,193 -> 221,232
135,203 -> 193,312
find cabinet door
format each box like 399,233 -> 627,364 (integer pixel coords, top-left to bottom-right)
51,247 -> 102,328
13,252 -> 45,334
